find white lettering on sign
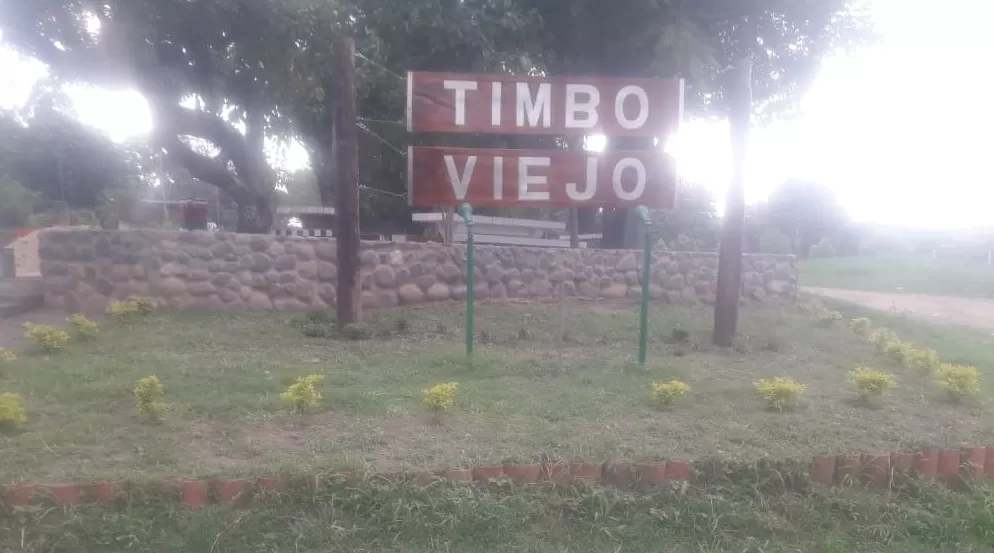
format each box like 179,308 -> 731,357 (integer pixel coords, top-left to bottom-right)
493,156 -> 504,200
612,157 -> 646,200
491,82 -> 502,126
516,83 -> 551,128
566,157 -> 599,200
443,80 -> 477,126
564,84 -> 600,129
518,156 -> 550,201
444,155 -> 477,200
615,85 -> 649,130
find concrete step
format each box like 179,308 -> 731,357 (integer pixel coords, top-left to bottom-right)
0,278 -> 44,318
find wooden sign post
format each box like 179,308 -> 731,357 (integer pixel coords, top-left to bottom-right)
407,71 -> 684,360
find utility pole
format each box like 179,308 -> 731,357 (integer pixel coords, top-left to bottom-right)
333,36 -> 361,326
713,59 -> 752,347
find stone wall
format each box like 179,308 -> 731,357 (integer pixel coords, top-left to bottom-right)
37,229 -> 797,313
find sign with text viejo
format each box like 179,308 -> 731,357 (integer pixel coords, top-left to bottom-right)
408,72 -> 683,136
406,71 -> 682,209
408,147 -> 675,208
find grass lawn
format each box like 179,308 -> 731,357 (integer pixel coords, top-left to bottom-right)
800,256 -> 994,298
2,299 -> 993,484
6,475 -> 994,552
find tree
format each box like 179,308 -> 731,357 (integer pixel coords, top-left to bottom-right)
767,179 -> 846,258
515,0 -> 872,247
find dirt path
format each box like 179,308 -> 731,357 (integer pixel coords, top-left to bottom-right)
805,287 -> 994,332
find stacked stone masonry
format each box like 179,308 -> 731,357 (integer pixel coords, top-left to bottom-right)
37,229 -> 797,313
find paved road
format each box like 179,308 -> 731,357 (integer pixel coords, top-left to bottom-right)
805,287 -> 994,332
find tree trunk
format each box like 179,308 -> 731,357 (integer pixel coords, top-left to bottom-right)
713,59 -> 752,347
235,195 -> 273,234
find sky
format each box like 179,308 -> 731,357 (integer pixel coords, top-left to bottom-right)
1,0 -> 991,228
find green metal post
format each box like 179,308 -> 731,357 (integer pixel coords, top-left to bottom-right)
457,203 -> 475,357
635,206 -> 652,366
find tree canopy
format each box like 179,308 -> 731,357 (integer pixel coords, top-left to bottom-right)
0,0 -> 871,235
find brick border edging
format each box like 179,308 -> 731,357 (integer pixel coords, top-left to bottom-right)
4,447 -> 994,509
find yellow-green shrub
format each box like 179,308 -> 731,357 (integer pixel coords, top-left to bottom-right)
846,367 -> 897,400
131,297 -> 158,315
885,340 -> 913,365
281,374 -> 325,411
816,309 -> 843,327
0,348 -> 16,363
870,329 -> 898,353
67,313 -> 99,341
936,364 -> 981,401
650,380 -> 691,407
134,375 -> 165,420
849,317 -> 872,338
909,348 -> 940,375
0,392 -> 27,426
23,323 -> 70,353
754,377 -> 805,411
109,300 -> 141,323
423,382 -> 459,412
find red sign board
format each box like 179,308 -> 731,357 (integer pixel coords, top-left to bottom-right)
408,146 -> 676,208
408,72 -> 684,137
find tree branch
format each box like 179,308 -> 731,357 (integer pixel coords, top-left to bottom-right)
157,134 -> 256,206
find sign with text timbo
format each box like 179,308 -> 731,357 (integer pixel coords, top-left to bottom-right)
406,71 -> 683,208
408,146 -> 676,208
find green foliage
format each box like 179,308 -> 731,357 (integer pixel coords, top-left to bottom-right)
758,228 -> 793,254
885,340 -> 914,365
66,313 -> 99,341
650,380 -> 691,407
848,317 -> 872,338
0,175 -> 38,227
0,348 -> 16,364
423,382 -> 459,412
754,377 -> 805,411
23,323 -> 70,353
134,375 -> 165,420
0,392 -> 27,426
131,297 -> 158,315
846,368 -> 897,401
109,300 -> 141,323
909,348 -> 941,375
394,318 -> 409,334
936,364 -> 981,401
870,329 -> 899,353
281,374 -> 325,411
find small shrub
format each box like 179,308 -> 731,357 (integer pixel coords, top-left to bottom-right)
131,297 -> 158,316
108,300 -> 141,323
671,326 -> 690,343
435,321 -> 448,335
301,322 -> 332,338
870,329 -> 898,353
341,322 -> 375,341
281,374 -> 325,411
816,309 -> 843,327
754,377 -> 805,411
306,310 -> 333,325
134,375 -> 165,420
0,348 -> 16,363
847,368 -> 897,401
0,392 -> 27,428
849,317 -> 872,338
66,313 -> 99,341
885,340 -> 913,365
394,318 -> 410,334
650,380 -> 691,407
23,323 -> 70,353
517,327 -> 533,341
423,382 -> 459,412
909,348 -> 940,375
936,364 -> 981,401
479,329 -> 494,344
